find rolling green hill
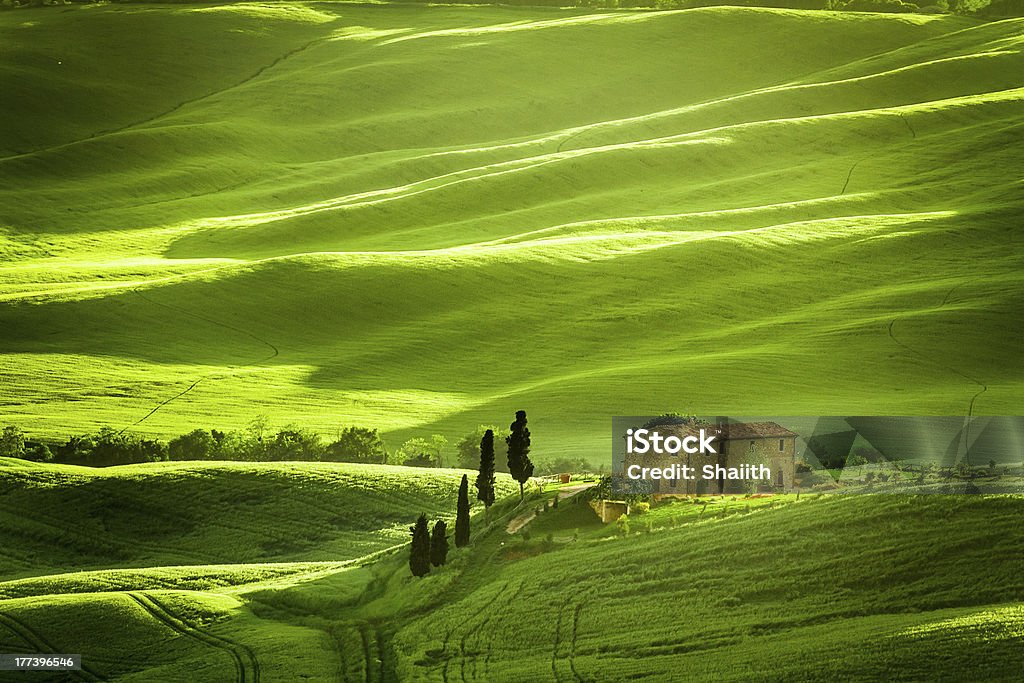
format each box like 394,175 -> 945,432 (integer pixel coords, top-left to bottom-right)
0,458 -> 516,579
379,491 -> 1024,681
0,467 -> 1019,681
1,4 -> 1022,460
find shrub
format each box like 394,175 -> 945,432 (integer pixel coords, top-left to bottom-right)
615,513 -> 630,536
324,427 -> 387,464
168,429 -> 217,461
0,426 -> 26,459
24,442 -> 53,462
456,425 -> 509,471
633,502 -> 650,515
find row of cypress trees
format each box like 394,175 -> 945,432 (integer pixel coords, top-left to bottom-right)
410,410 -> 534,577
409,514 -> 447,577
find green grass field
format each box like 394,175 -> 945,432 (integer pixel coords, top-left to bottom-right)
0,458 -> 516,680
0,458 -> 1019,681
0,457 -> 517,578
386,491 -> 1024,681
0,4 -> 1022,680
2,4 -> 1022,459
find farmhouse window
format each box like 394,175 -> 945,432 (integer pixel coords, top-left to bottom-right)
779,439 -> 785,451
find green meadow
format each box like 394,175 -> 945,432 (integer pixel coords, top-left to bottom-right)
0,459 -> 1020,680
2,4 -> 1022,459
1,3 -> 1023,680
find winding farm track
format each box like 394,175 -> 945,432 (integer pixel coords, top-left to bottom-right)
0,608 -> 102,681
127,592 -> 261,683
506,484 -> 592,534
119,287 -> 279,433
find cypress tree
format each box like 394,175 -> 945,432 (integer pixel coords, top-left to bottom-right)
430,519 -> 449,566
409,513 -> 431,577
455,474 -> 471,547
506,410 -> 534,500
475,429 -> 496,515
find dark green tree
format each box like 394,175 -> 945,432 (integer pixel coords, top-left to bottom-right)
24,442 -> 53,463
409,513 -> 431,577
324,426 -> 387,463
0,426 -> 26,459
268,427 -> 324,461
506,410 -> 534,500
457,425 -> 510,471
455,474 -> 471,547
475,429 -> 496,515
430,519 -> 449,566
168,429 -> 217,461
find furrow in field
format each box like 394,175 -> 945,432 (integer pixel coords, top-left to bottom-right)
127,591 -> 260,683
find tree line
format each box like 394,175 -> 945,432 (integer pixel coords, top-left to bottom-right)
410,410 -> 533,577
0,417 -> 588,473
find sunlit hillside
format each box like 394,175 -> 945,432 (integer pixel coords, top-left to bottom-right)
0,476 -> 1019,681
0,457 -> 516,579
1,4 -> 1022,459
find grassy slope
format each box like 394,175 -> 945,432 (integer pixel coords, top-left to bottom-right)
0,457 -> 516,580
385,493 -> 1024,681
1,5 -> 1023,457
0,459 -> 513,680
0,460 -> 1018,680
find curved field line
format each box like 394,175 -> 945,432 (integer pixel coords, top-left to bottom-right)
127,592 -> 260,683
118,287 -> 279,433
489,579 -> 526,675
468,581 -> 512,681
568,602 -> 585,683
0,502 -> 211,565
0,608 -> 102,681
886,284 -> 988,462
0,29 -> 337,165
551,597 -> 568,682
457,623 -> 469,683
358,623 -> 374,683
439,618 -> 453,683
373,624 -> 388,682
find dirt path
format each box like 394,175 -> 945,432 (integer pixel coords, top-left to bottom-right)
505,483 -> 592,534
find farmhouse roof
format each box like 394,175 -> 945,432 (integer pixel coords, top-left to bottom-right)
717,422 -> 798,440
652,421 -> 797,440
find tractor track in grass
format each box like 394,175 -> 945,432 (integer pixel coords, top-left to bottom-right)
886,283 -> 988,461
457,627 -> 469,683
440,619 -> 453,683
373,624 -> 389,682
128,592 -> 260,683
0,608 -> 102,681
357,623 -> 371,683
568,600 -> 586,683
0,28 -> 337,166
849,112 -> 989,454
488,579 -> 526,677
119,287 -> 279,433
551,597 -> 569,682
468,581 -> 511,681
357,622 -> 388,683
0,500 -> 211,566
